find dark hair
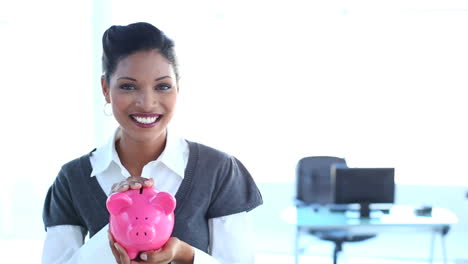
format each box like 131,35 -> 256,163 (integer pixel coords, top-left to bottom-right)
102,22 -> 179,84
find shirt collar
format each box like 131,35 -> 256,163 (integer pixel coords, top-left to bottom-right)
90,128 -> 121,177
157,128 -> 186,178
90,127 -> 186,179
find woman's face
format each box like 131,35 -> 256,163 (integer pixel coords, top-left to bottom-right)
102,49 -> 178,143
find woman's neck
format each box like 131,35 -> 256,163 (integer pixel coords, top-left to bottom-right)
115,129 -> 167,177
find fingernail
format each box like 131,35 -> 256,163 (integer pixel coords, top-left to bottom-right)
114,243 -> 120,251
144,180 -> 151,185
140,253 -> 147,260
122,184 -> 128,189
135,183 -> 142,188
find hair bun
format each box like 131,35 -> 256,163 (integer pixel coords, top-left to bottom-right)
101,22 -> 178,82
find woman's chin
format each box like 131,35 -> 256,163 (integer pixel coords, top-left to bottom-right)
130,126 -> 166,141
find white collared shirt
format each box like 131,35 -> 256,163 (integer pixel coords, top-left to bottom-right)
42,128 -> 255,264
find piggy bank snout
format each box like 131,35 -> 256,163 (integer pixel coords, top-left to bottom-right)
129,224 -> 156,243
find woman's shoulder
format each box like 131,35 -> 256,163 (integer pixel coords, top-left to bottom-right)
184,140 -> 254,179
58,150 -> 94,178
185,140 -> 234,163
187,140 -> 240,167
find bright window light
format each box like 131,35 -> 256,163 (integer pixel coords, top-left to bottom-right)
108,0 -> 468,185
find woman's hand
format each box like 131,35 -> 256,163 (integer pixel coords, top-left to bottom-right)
137,237 -> 194,264
109,230 -> 134,264
110,177 -> 154,195
108,230 -> 194,264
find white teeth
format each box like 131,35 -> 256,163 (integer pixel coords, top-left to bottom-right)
133,116 -> 159,124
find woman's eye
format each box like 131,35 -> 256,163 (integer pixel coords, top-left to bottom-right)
119,83 -> 136,90
156,83 -> 172,91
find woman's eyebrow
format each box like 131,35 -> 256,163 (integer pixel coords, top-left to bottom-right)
117,76 -> 137,81
117,76 -> 171,81
156,76 -> 171,81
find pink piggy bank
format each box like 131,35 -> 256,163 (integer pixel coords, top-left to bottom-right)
106,187 -> 176,260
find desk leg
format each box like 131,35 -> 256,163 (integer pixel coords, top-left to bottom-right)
429,230 -> 435,264
441,233 -> 447,264
441,226 -> 449,264
295,226 -> 299,264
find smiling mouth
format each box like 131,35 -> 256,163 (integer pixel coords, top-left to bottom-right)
130,114 -> 162,126
132,116 -> 159,124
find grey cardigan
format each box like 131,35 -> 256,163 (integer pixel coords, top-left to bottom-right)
43,140 -> 263,253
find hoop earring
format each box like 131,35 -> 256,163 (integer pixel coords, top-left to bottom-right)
103,102 -> 113,116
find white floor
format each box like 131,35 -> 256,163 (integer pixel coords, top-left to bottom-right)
255,253 -> 468,264
3,237 -> 468,264
0,237 -> 43,263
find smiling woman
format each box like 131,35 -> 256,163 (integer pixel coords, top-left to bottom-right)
41,22 -> 263,264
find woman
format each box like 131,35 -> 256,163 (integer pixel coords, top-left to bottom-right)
42,22 -> 263,264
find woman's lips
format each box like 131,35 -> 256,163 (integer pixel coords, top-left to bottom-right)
130,113 -> 161,128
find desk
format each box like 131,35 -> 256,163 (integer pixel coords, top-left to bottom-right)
281,205 -> 458,264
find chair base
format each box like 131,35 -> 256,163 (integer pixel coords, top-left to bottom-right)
311,230 -> 377,264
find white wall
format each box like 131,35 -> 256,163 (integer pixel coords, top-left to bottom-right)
108,0 -> 468,185
0,0 -> 94,239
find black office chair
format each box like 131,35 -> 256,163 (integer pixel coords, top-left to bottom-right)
295,156 -> 376,264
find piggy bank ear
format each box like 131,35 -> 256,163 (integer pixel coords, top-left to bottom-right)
150,192 -> 176,215
106,192 -> 133,216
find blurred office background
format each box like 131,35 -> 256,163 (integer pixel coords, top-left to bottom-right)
0,0 -> 467,263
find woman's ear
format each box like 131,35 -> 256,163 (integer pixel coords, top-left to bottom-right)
101,75 -> 111,103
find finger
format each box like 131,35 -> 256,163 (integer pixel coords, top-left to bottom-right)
110,182 -> 129,194
109,244 -> 121,262
129,182 -> 142,189
108,229 -> 115,243
114,242 -> 131,264
110,183 -> 120,195
140,248 -> 170,264
130,178 -> 153,191
143,178 -> 154,187
119,184 -> 130,192
128,176 -> 145,182
111,177 -> 149,194
126,177 -> 142,188
108,232 -> 121,263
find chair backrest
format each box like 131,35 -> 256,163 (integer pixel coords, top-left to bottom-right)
296,156 -> 347,206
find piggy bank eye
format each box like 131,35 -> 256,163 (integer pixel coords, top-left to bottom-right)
135,217 -> 138,220
145,217 -> 148,220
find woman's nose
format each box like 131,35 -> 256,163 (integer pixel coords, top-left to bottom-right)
136,89 -> 157,108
